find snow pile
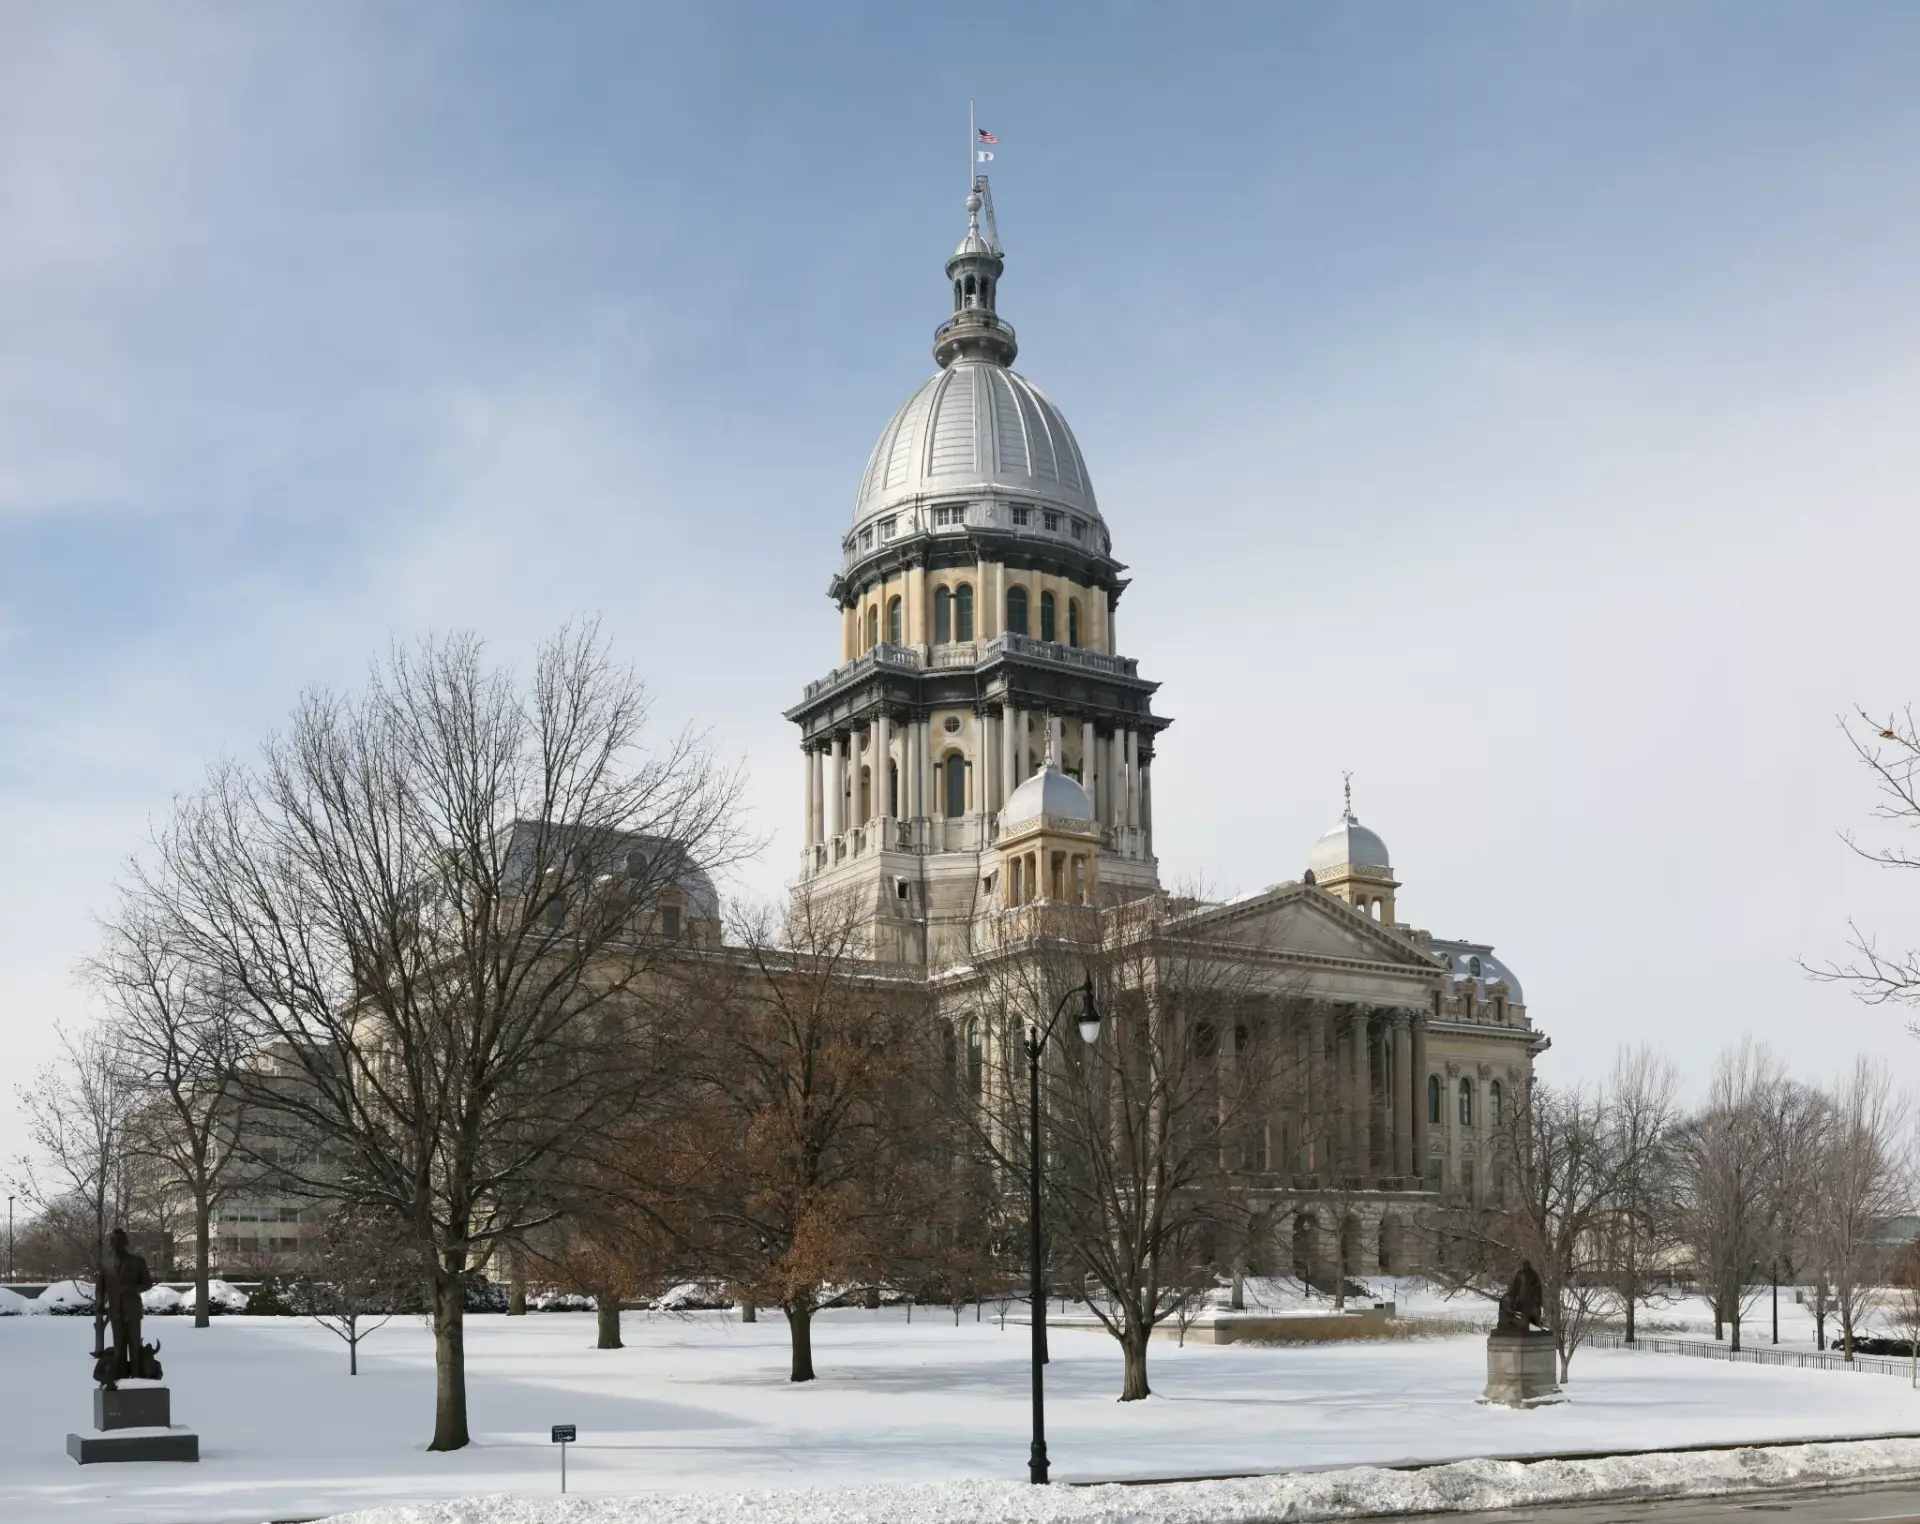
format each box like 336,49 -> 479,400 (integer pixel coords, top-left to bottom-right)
316,1439 -> 1920,1524
207,1278 -> 249,1312
34,1279 -> 94,1314
0,1286 -> 27,1316
142,1285 -> 188,1314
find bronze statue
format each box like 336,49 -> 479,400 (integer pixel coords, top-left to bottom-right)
1494,1257 -> 1547,1334
92,1228 -> 162,1388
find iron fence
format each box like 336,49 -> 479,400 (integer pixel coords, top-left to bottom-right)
1592,1331 -> 1913,1379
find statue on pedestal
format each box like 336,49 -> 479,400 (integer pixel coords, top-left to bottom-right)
1480,1256 -> 1563,1408
91,1228 -> 162,1389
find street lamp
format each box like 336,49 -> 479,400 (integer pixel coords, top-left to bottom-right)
6,1195 -> 12,1284
1026,972 -> 1101,1486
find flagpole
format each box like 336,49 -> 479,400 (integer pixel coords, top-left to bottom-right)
969,97 -> 976,191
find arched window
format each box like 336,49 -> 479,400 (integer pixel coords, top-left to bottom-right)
1006,585 -> 1029,636
887,596 -> 902,646
1489,1080 -> 1503,1127
1039,590 -> 1056,642
1068,598 -> 1081,647
943,752 -> 967,818
1427,1074 -> 1442,1125
955,582 -> 974,641
953,280 -> 963,310
865,605 -> 878,650
1458,1079 -> 1474,1127
934,585 -> 952,644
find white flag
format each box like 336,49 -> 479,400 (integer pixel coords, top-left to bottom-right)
976,150 -> 994,162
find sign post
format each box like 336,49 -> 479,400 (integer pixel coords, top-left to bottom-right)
551,1424 -> 576,1492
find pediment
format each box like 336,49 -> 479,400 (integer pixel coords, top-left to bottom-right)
1175,884 -> 1442,974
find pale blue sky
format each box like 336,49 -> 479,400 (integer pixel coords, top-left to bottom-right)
5,3 -> 1920,1157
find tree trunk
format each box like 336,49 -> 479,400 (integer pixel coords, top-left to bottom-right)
1730,1308 -> 1742,1354
785,1299 -> 816,1383
193,1197 -> 212,1330
1119,1317 -> 1151,1401
349,1325 -> 359,1376
1231,1267 -> 1245,1311
863,1285 -> 880,1310
742,1301 -> 756,1324
1557,1337 -> 1572,1382
429,1271 -> 469,1451
507,1248 -> 526,1317
1624,1289 -> 1636,1345
596,1294 -> 623,1349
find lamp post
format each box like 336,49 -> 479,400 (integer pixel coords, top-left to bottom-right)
1026,973 -> 1102,1486
6,1195 -> 12,1284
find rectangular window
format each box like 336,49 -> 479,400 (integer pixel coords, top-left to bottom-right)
1011,505 -> 1031,526
860,527 -> 874,549
1070,517 -> 1086,539
933,504 -> 965,526
661,905 -> 681,941
879,516 -> 896,540
1043,510 -> 1062,531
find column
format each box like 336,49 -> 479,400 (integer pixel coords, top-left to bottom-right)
1411,1015 -> 1431,1186
1001,702 -> 1018,801
1308,1004 -> 1328,1172
917,718 -> 932,820
1347,1009 -> 1369,1173
847,726 -> 864,828
1109,730 -> 1126,830
804,745 -> 819,846
1391,1013 -> 1413,1179
826,735 -> 844,838
1080,718 -> 1097,811
1125,729 -> 1141,831
874,712 -> 892,819
1141,757 -> 1153,856
1048,712 -> 1064,766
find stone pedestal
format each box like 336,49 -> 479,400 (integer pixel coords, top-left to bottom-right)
1479,1329 -> 1565,1408
68,1383 -> 199,1464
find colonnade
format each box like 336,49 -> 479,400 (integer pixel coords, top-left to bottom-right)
800,699 -> 1153,851
1285,1003 -> 1431,1185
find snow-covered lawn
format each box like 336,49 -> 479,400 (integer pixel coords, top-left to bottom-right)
4,1307 -> 1919,1524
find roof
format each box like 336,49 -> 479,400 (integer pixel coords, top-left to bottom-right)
853,360 -> 1098,528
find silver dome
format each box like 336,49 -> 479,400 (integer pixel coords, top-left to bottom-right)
854,360 -> 1098,527
1308,811 -> 1391,876
1001,764 -> 1095,830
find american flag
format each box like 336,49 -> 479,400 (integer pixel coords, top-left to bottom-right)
977,128 -> 999,144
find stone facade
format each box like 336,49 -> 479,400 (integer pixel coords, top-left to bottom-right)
785,177 -> 1545,1262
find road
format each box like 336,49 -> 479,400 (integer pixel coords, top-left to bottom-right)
1401,1482 -> 1920,1524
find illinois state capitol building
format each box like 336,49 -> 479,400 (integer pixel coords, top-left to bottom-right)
785,181 -> 1543,1271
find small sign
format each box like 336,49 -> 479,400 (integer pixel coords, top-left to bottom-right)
552,1424 -> 576,1444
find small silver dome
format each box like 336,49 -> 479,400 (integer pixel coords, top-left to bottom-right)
1001,762 -> 1095,831
1308,811 -> 1391,876
854,361 -> 1098,527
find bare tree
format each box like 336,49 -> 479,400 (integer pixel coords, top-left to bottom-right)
134,625 -> 745,1449
1808,708 -> 1920,1025
296,1207 -> 410,1374
1600,1046 -> 1681,1345
1677,1040 -> 1784,1352
1462,1080 -> 1627,1380
1811,1057 -> 1911,1358
954,895 -> 1295,1401
669,888 -> 937,1384
12,1024 -> 136,1278
86,905 -> 247,1328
